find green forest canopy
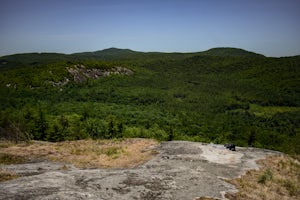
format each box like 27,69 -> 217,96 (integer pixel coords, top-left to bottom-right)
0,48 -> 299,155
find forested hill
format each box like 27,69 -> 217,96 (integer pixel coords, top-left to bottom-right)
0,48 -> 299,156
0,47 -> 263,69
200,47 -> 265,57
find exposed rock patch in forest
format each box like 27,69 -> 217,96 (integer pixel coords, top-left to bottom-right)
67,64 -> 134,83
0,140 -> 281,200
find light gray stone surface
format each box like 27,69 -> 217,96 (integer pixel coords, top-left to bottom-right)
0,141 -> 279,200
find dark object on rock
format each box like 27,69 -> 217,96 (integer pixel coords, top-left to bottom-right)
224,143 -> 236,151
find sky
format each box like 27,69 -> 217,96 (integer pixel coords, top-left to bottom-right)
1,0 -> 300,57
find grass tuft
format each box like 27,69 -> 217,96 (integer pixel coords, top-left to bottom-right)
0,153 -> 27,165
283,180 -> 299,196
0,169 -> 19,182
97,147 -> 123,157
257,168 -> 273,184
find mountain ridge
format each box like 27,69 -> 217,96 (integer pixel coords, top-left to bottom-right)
0,47 -> 266,70
0,47 -> 265,59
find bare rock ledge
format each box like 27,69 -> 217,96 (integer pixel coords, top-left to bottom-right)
0,141 -> 280,200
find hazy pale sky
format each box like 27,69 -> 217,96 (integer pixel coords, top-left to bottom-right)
1,0 -> 300,57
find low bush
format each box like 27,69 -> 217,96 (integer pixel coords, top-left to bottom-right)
257,168 -> 273,184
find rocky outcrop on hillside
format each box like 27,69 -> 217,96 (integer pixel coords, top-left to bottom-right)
0,141 -> 280,200
66,65 -> 134,83
50,77 -> 70,87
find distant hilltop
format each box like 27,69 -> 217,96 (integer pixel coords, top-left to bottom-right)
0,47 -> 267,69
0,47 -> 265,59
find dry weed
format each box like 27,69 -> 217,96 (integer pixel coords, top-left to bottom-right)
226,155 -> 300,200
0,153 -> 27,165
0,169 -> 19,182
0,138 -> 159,169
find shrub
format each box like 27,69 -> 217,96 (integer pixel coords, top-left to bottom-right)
85,118 -> 107,139
258,168 -> 273,184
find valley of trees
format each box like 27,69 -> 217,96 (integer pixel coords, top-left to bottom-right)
0,48 -> 299,155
